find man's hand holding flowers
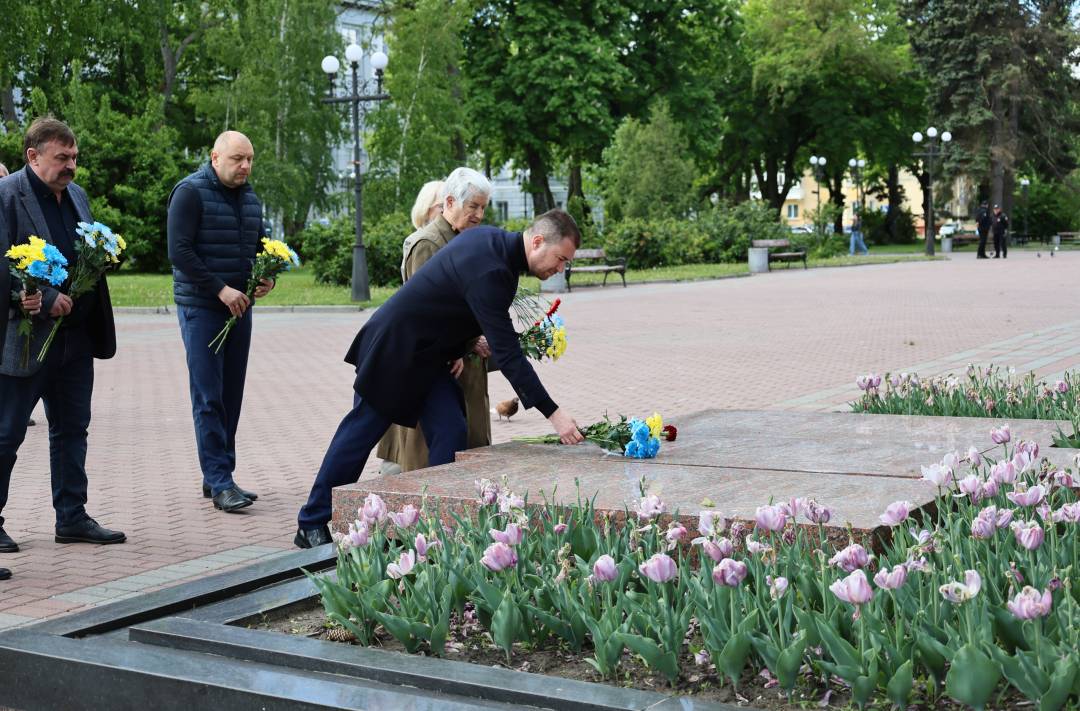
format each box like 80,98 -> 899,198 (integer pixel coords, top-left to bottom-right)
19,290 -> 42,315
253,277 -> 275,299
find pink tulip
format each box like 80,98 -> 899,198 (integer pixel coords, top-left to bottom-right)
414,533 -> 440,560
990,424 -> 1011,444
1052,470 -> 1076,489
489,522 -> 525,546
388,504 -> 420,529
768,575 -> 789,599
939,570 -> 981,603
346,519 -> 370,547
639,553 -> 678,582
856,375 -> 871,391
990,461 -> 1017,484
754,504 -> 788,532
908,528 -> 934,547
874,564 -> 908,590
475,478 -> 500,505
712,558 -> 748,587
1011,520 -> 1045,550
956,474 -> 984,503
830,570 -> 874,615
1036,503 -> 1052,522
880,500 -> 914,527
781,497 -> 808,518
1017,439 -> 1039,459
905,557 -> 931,573
941,450 -> 962,472
982,477 -> 1000,497
967,446 -> 983,468
829,543 -> 870,573
806,500 -> 832,524
361,493 -> 388,523
553,523 -> 568,535
636,495 -> 665,521
699,537 -> 734,562
921,463 -> 953,487
591,554 -> 618,583
1012,450 -> 1035,475
1052,502 -> 1080,523
1007,586 -> 1053,620
498,491 -> 525,512
386,550 -> 417,579
1007,485 -> 1046,508
665,522 -> 688,545
698,510 -> 725,537
970,515 -> 995,539
745,537 -> 772,555
1056,380 -> 1069,394
694,649 -> 711,666
481,542 -> 518,571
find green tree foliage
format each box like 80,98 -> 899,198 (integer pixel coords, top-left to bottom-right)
365,0 -> 470,223
298,212 -> 411,287
598,101 -> 699,222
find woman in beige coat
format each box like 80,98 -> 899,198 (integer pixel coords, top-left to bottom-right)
377,168 -> 493,473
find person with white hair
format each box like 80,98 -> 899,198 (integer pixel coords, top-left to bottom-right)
409,180 -> 445,231
377,167 -> 493,474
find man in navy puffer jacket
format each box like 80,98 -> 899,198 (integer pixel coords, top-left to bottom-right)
167,131 -> 273,513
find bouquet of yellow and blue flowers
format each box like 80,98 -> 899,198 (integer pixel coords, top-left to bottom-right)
37,221 -> 125,362
516,411 -> 676,458
208,237 -> 300,353
5,236 -> 69,367
518,297 -> 567,362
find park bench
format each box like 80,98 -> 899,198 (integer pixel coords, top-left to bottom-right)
752,239 -> 807,269
1056,232 -> 1080,246
565,248 -> 626,291
947,231 -> 979,248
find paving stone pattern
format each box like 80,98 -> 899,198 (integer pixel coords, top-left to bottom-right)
2,251 -> 1078,627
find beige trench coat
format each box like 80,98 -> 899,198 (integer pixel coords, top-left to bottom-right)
375,215 -> 492,472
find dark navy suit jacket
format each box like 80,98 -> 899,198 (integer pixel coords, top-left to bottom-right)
346,226 -> 558,426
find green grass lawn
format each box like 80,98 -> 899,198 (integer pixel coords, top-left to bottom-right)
108,254 -> 940,307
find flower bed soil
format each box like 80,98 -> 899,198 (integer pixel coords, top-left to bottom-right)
248,599 -> 1024,711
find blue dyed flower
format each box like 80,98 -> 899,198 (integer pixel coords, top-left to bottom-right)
644,439 -> 660,458
551,315 -> 565,328
625,440 -> 643,458
28,260 -> 68,286
631,422 -> 651,446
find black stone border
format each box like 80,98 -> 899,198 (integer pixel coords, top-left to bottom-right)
0,544 -> 746,711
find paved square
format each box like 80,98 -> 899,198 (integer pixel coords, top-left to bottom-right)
2,251 -> 1078,627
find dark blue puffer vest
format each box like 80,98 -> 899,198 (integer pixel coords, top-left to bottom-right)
171,163 -> 264,310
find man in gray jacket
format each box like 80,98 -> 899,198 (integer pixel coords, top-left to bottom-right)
0,118 -> 125,578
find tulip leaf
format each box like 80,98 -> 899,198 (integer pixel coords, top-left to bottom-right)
852,672 -> 878,709
525,604 -> 582,650
373,611 -> 426,654
916,629 -> 950,681
775,635 -> 807,691
991,606 -> 1027,653
989,646 -> 1043,702
792,605 -> 820,647
736,608 -> 760,635
473,579 -> 504,614
1039,658 -> 1077,711
946,644 -> 1000,710
616,633 -> 680,683
716,631 -> 752,688
491,594 -> 523,660
886,660 -> 914,710
814,613 -> 859,670
816,660 -> 862,684
750,633 -> 779,672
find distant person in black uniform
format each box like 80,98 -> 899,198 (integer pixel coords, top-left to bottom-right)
976,201 -> 992,259
992,204 -> 1010,258
294,209 -> 586,548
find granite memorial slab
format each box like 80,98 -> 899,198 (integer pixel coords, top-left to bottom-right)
335,410 -> 1077,539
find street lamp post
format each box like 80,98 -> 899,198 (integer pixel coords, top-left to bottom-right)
848,157 -> 866,220
1020,178 -> 1030,243
320,44 -> 389,302
809,155 -> 827,213
912,126 -> 952,256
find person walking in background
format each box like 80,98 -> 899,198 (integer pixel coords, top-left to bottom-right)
976,201 -> 992,259
167,131 -> 273,513
849,214 -> 869,256
0,117 -> 126,568
377,168 -> 494,476
992,204 -> 1010,259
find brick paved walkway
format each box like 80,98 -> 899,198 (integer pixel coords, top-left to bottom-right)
1,250 -> 1077,628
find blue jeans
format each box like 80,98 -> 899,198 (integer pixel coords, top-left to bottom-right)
177,304 -> 252,497
849,230 -> 869,255
298,374 -> 467,529
0,334 -> 94,528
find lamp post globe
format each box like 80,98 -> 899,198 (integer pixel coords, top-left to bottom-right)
321,55 -> 340,76
344,43 -> 363,64
370,51 -> 388,71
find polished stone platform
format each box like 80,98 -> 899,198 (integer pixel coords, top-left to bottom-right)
332,410 -> 1075,537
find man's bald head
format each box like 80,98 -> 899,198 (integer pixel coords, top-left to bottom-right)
211,131 -> 254,188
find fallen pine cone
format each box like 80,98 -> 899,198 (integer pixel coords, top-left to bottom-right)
325,626 -> 356,642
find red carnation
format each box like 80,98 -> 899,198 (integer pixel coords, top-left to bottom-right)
662,425 -> 678,442
546,298 -> 561,317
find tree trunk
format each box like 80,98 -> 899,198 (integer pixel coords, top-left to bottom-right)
567,161 -> 584,202
0,86 -> 16,125
831,169 -> 845,234
885,164 -> 901,242
525,148 -> 554,216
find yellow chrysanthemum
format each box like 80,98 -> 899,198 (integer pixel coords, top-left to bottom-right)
646,412 -> 663,440
261,238 -> 293,262
5,236 -> 48,271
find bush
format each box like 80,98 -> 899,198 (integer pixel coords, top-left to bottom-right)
601,202 -> 791,268
297,212 -> 412,288
861,207 -> 918,245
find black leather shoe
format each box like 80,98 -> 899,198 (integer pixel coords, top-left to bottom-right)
0,567 -> 11,581
55,518 -> 126,545
212,487 -> 252,512
294,526 -> 332,549
203,482 -> 258,501
0,527 -> 18,553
